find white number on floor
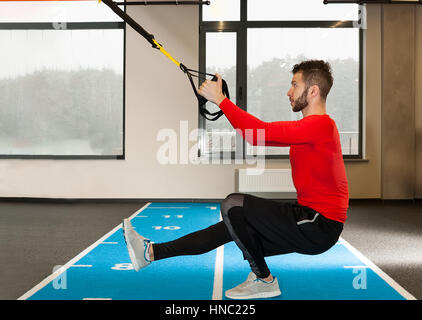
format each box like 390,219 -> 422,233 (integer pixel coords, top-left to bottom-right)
111,263 -> 134,271
152,226 -> 181,230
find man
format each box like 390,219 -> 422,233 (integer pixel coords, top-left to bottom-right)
123,60 -> 349,299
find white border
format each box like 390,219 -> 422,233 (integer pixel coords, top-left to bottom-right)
17,203 -> 151,300
339,237 -> 417,300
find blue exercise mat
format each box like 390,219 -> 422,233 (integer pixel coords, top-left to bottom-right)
22,202 -> 414,300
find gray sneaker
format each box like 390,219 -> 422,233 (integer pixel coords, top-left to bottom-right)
122,219 -> 152,272
225,272 -> 282,300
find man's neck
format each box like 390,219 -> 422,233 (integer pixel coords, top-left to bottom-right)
301,102 -> 327,117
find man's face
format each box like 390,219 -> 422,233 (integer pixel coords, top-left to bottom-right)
287,72 -> 309,113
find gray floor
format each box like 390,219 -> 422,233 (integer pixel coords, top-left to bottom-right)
340,199 -> 422,300
0,199 -> 421,300
0,200 -> 146,300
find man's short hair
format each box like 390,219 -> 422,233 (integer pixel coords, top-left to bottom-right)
292,60 -> 334,101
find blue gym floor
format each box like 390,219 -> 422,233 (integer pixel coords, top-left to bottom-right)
20,202 -> 415,300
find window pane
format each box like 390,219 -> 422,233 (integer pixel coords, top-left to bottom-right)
202,0 -> 240,21
0,2 -> 121,22
247,28 -> 360,156
248,0 -> 358,21
204,32 -> 236,155
0,29 -> 124,156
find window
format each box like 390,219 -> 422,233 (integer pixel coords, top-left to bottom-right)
0,2 -> 125,158
202,0 -> 241,21
202,32 -> 237,154
199,0 -> 362,159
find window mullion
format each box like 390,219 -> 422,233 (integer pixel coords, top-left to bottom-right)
241,0 -> 247,22
236,26 -> 247,160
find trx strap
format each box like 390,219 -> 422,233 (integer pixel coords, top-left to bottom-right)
101,0 -> 229,121
180,65 -> 229,121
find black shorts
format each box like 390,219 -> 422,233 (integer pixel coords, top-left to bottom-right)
241,194 -> 344,257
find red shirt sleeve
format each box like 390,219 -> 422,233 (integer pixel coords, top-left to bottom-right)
218,98 -> 331,147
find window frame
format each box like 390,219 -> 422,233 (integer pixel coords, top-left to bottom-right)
0,6 -> 126,160
199,0 -> 363,160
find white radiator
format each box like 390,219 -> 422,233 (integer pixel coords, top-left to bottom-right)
236,169 -> 296,196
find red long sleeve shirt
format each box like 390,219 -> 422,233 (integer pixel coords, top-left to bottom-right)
219,98 -> 349,223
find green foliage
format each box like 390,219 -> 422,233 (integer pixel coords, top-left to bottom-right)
0,57 -> 359,155
0,68 -> 123,155
207,56 -> 359,132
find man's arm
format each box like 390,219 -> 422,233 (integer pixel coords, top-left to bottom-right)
218,98 -> 326,147
198,74 -> 327,147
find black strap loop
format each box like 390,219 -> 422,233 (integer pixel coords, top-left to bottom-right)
180,64 -> 229,121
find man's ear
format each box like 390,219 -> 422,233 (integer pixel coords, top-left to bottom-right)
309,85 -> 320,99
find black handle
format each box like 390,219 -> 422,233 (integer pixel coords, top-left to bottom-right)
183,67 -> 230,121
198,75 -> 230,107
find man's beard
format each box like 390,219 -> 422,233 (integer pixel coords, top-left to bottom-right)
292,87 -> 309,112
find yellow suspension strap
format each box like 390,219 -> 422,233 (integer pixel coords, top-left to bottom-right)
151,39 -> 180,68
100,0 -> 229,121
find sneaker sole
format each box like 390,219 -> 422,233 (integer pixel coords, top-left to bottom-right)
225,289 -> 282,300
122,220 -> 141,272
